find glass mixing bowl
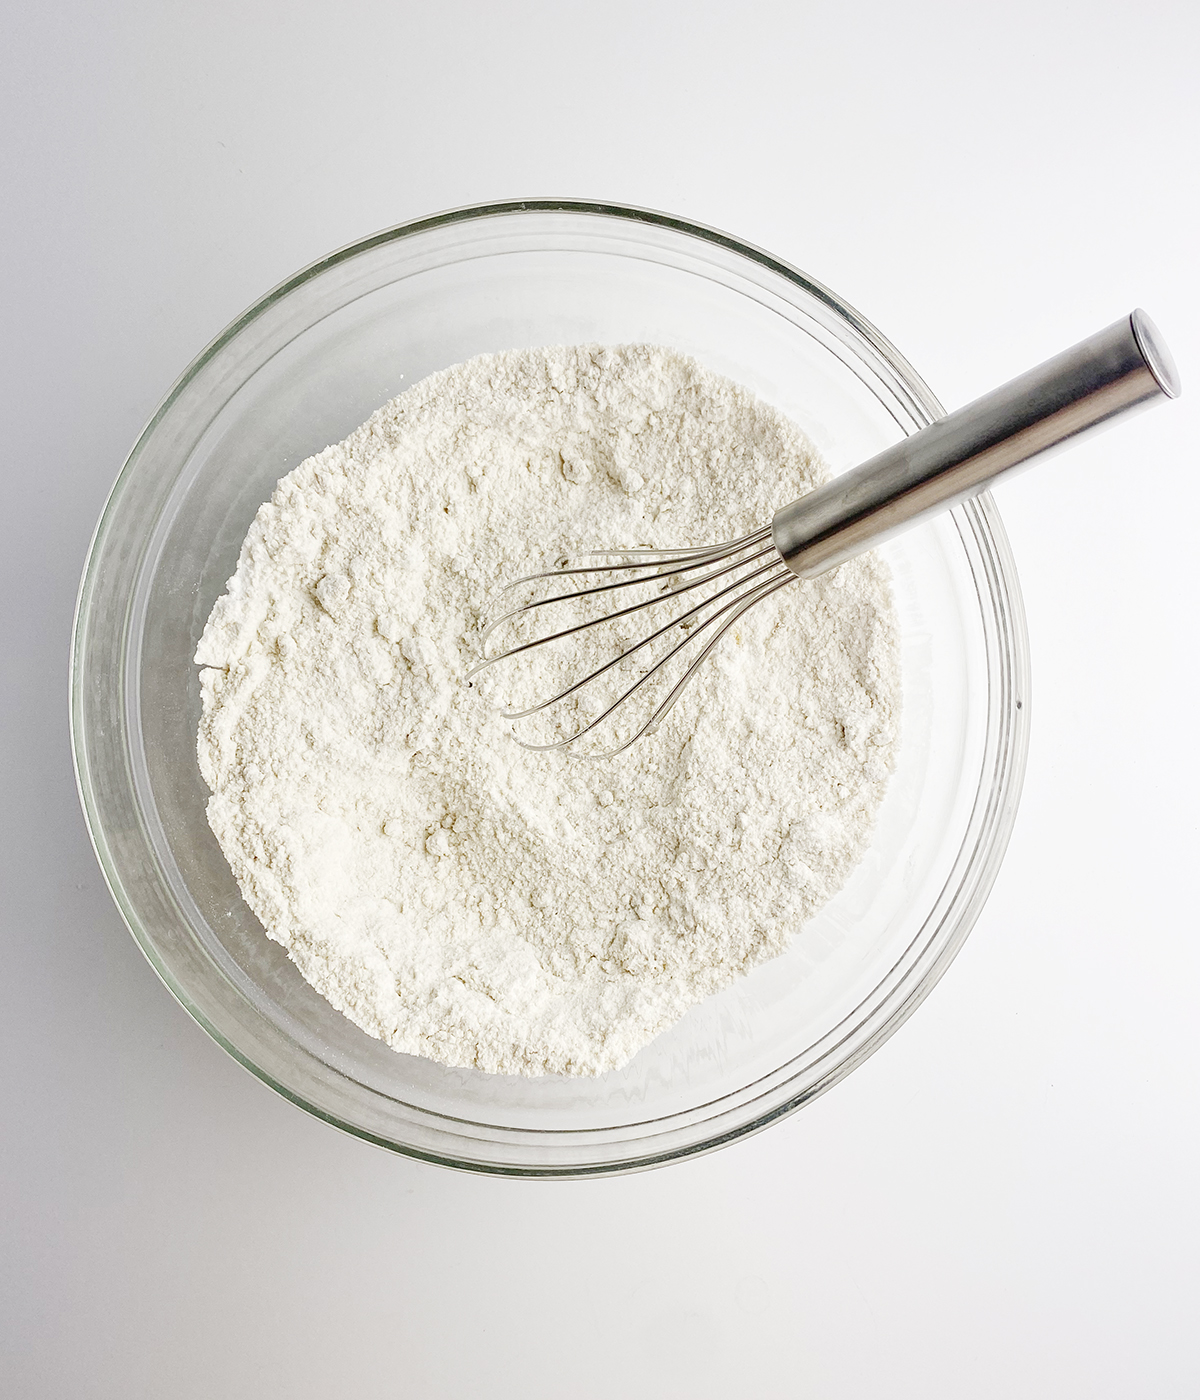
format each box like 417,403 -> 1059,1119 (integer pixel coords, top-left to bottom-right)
71,202 -> 1030,1176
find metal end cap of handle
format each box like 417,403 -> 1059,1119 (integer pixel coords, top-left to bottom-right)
1131,308 -> 1181,399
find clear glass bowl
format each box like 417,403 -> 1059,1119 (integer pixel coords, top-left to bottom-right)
71,202 -> 1030,1176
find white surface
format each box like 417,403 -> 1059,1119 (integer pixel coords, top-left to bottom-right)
3,2 -> 1197,1395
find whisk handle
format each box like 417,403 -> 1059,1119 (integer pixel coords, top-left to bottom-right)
772,309 -> 1179,578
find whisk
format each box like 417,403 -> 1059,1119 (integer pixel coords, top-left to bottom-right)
470,311 -> 1179,758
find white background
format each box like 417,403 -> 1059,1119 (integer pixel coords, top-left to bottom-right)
3,3 -> 1198,1395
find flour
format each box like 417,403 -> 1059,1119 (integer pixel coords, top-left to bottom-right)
195,346 -> 901,1076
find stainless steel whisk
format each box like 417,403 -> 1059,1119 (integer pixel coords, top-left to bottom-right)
470,311 -> 1179,758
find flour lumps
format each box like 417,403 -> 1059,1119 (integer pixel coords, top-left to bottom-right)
195,345 -> 901,1076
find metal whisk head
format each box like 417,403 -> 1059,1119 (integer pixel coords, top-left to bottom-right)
466,527 -> 795,759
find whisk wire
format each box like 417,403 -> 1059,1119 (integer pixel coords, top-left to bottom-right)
469,524 -> 797,759
540,523 -> 772,568
481,544 -> 763,642
512,566 -> 795,759
500,552 -> 790,720
470,530 -> 776,673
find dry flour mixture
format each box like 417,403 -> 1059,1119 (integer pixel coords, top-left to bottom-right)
195,346 -> 901,1076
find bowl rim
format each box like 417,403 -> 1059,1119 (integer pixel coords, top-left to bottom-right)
70,198 -> 1031,1175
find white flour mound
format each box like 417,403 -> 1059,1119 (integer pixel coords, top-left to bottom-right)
196,346 -> 900,1076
